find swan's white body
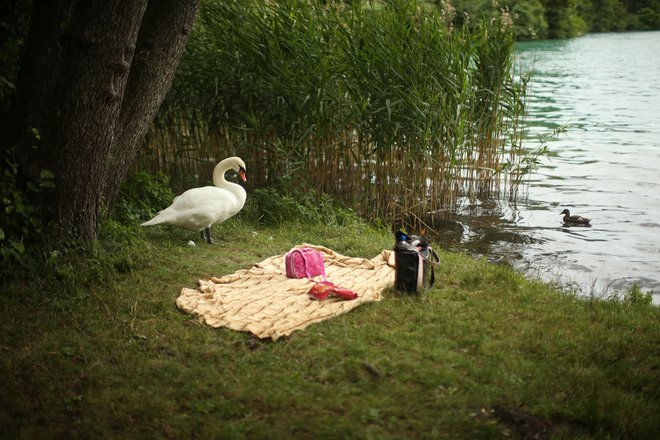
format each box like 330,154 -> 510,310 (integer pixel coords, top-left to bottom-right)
141,157 -> 247,242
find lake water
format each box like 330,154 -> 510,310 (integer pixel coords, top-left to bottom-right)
446,32 -> 660,303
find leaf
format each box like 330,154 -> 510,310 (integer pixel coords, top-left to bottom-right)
31,127 -> 41,141
40,169 -> 54,179
10,240 -> 24,253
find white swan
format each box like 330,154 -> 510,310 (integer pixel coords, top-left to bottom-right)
141,157 -> 247,243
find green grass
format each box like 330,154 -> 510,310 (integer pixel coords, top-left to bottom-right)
1,218 -> 659,439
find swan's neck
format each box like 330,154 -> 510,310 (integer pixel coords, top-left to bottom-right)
212,162 -> 245,200
212,163 -> 230,187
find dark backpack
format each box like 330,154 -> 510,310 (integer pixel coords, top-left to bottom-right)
393,231 -> 440,294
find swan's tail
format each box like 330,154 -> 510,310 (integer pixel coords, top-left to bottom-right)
141,216 -> 164,227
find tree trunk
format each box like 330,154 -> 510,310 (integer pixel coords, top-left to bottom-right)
102,0 -> 201,210
10,0 -> 200,241
50,0 -> 149,239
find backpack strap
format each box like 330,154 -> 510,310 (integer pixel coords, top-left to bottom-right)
428,247 -> 439,287
416,253 -> 424,292
428,247 -> 440,264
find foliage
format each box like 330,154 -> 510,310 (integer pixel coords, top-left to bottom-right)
1,168 -> 170,283
538,0 -> 588,38
0,139 -> 54,265
587,0 -> 628,32
452,0 -> 659,39
636,5 -> 660,29
0,0 -> 31,109
619,282 -> 654,306
0,2 -> 32,259
1,218 -> 659,439
143,0 -> 528,229
110,171 -> 175,224
452,0 -> 549,40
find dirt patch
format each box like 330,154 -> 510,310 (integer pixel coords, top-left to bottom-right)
492,405 -> 552,440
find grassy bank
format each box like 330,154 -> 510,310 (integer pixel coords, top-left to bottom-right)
1,216 -> 658,439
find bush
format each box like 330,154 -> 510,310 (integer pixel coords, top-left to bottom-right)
111,171 -> 174,224
0,146 -> 53,264
621,282 -> 653,307
637,6 -> 660,30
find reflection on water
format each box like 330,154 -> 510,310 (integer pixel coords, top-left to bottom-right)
438,32 -> 660,303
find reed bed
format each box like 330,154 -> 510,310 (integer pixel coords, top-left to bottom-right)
138,0 -> 528,228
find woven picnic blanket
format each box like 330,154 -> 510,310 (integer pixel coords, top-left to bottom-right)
176,244 -> 396,340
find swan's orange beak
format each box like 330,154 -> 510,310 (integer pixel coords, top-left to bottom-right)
239,167 -> 247,182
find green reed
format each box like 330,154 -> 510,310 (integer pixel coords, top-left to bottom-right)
140,0 -> 528,228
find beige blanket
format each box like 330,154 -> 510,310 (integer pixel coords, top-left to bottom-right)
176,244 -> 396,340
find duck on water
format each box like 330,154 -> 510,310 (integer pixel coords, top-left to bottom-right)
560,209 -> 591,226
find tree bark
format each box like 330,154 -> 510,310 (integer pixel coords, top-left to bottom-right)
102,0 -> 201,209
50,0 -> 148,239
9,0 -> 200,241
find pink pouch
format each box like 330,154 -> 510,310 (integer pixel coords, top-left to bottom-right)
285,247 -> 327,280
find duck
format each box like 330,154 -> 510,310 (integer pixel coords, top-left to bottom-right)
141,157 -> 247,243
560,209 -> 591,226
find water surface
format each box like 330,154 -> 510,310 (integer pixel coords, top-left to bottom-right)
447,32 -> 660,303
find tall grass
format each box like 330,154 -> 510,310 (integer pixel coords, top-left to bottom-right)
139,0 -> 528,228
